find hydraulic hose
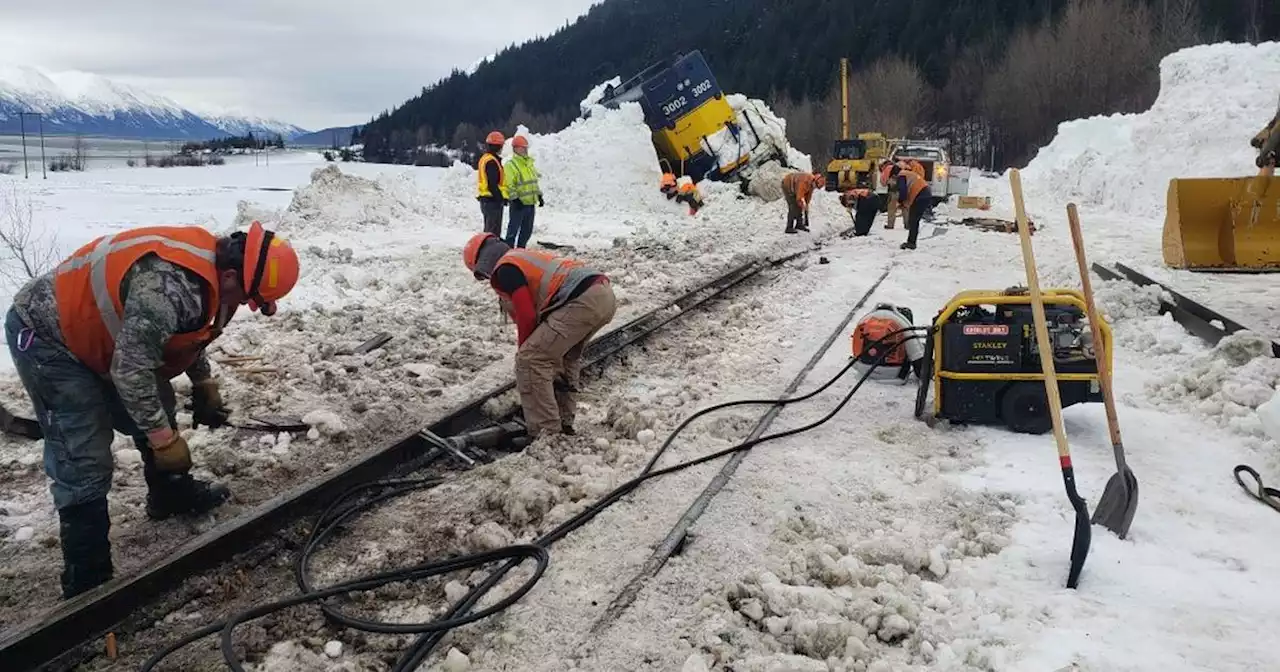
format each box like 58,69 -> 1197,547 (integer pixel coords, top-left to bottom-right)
142,327 -> 929,672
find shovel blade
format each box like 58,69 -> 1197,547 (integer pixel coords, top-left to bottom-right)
1066,495 -> 1092,589
1091,468 -> 1139,539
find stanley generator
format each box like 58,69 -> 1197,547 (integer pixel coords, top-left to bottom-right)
913,289 -> 1113,434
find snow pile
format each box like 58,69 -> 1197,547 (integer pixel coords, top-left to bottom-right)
503,102 -> 661,216
1143,330 -> 1280,438
685,500 -> 1024,672
1018,41 -> 1280,218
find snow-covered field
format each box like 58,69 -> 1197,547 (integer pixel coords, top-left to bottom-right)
3,41 -> 1280,672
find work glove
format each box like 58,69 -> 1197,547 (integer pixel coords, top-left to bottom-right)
191,379 -> 231,429
538,195 -> 545,207
151,433 -> 193,473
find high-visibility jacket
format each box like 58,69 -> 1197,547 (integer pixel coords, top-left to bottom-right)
782,172 -> 817,208
54,226 -> 221,378
477,152 -> 508,199
504,154 -> 542,205
898,171 -> 931,209
491,249 -> 600,318
902,159 -> 926,180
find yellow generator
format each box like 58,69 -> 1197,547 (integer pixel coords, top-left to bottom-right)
1164,101 -> 1280,271
913,289 -> 1112,434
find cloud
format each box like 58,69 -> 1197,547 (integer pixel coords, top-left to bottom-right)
0,0 -> 602,130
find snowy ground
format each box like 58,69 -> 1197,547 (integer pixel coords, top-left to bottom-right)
4,41 -> 1280,672
0,101 -> 842,631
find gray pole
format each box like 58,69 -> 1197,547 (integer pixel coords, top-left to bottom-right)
19,113 -> 29,179
38,114 -> 47,179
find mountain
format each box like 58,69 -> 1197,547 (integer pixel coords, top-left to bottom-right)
291,125 -> 363,148
0,64 -> 309,140
195,110 -> 309,140
356,0 -> 1279,167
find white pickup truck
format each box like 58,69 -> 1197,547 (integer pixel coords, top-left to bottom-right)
889,142 -> 971,207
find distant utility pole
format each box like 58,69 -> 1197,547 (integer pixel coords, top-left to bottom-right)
17,112 -> 48,179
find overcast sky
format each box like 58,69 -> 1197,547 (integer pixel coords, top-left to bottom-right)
0,1 -> 602,130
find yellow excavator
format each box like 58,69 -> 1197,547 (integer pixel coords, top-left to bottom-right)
1164,95 -> 1280,271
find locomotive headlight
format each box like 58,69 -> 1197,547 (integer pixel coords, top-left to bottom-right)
936,164 -> 947,179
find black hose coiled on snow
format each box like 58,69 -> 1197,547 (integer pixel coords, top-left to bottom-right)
141,327 -> 929,671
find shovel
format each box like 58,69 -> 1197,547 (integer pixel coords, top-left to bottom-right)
1011,169 -> 1091,589
1067,203 -> 1138,539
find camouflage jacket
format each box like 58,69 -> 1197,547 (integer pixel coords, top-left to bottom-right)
13,254 -> 215,433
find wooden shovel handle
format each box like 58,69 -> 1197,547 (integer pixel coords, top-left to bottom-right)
1066,204 -> 1123,449
1010,169 -> 1073,462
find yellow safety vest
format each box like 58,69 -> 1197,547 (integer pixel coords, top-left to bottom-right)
504,154 -> 542,206
477,153 -> 508,199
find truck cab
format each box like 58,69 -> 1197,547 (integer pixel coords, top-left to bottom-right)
890,143 -> 970,206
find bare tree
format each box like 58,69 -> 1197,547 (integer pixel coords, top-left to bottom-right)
0,185 -> 59,289
981,0 -> 1161,166
847,55 -> 931,139
1156,0 -> 1205,51
71,134 -> 87,171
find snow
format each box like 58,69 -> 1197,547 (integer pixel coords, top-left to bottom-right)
1019,41 -> 1280,220
3,41 -> 1280,672
323,640 -> 343,658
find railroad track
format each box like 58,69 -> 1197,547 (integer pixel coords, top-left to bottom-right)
0,236 -> 843,672
1092,261 -> 1280,355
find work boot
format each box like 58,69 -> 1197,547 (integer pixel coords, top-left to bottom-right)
144,468 -> 230,520
58,499 -> 113,599
784,228 -> 797,234
900,241 -> 916,250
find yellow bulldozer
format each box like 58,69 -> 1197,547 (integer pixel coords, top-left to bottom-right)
1163,96 -> 1280,271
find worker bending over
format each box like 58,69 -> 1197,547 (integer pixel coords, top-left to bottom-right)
503,135 -> 544,249
782,171 -> 825,234
5,221 -> 299,598
477,130 -> 509,236
896,168 -> 933,250
463,233 -> 616,438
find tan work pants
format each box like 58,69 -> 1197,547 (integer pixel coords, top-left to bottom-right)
515,281 -> 617,436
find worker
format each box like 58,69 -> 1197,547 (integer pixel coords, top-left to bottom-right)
462,233 -> 616,438
896,167 -> 933,250
477,130 -> 509,236
850,304 -> 925,380
880,162 -> 902,229
503,135 -> 544,249
660,172 -> 678,200
781,171 -> 825,234
675,178 -> 704,215
4,221 -> 299,598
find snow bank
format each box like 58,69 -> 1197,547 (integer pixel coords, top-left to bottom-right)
1019,41 -> 1280,218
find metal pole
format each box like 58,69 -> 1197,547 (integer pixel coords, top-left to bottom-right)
38,114 -> 46,179
19,113 -> 29,179
840,57 -> 850,141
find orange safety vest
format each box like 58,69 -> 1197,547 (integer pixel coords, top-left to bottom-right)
477,153 -> 506,199
54,226 -> 222,378
900,171 -> 930,209
782,172 -> 816,206
492,249 -> 600,317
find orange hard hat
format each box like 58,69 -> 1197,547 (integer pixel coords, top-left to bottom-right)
679,181 -> 694,194
512,135 -> 529,149
813,173 -> 827,188
485,131 -> 505,146
243,220 -> 298,316
463,232 -> 498,273
660,173 -> 676,187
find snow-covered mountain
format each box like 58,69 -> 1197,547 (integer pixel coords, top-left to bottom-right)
0,65 -> 309,140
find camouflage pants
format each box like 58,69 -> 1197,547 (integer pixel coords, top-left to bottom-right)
5,308 -> 176,510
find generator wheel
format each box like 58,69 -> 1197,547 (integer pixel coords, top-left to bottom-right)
1000,382 -> 1052,435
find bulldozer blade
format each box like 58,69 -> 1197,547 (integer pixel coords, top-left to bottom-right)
1091,464 -> 1138,539
1164,172 -> 1280,271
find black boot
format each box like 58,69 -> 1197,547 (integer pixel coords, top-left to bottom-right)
59,499 -> 113,599
144,462 -> 230,520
